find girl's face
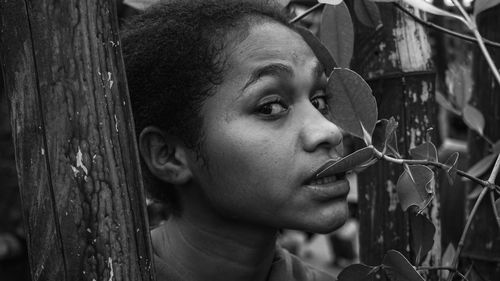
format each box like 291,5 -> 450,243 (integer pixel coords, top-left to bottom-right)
187,21 -> 349,233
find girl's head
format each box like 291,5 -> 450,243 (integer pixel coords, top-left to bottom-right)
122,0 -> 349,233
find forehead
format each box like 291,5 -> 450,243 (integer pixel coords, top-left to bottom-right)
226,21 -> 317,77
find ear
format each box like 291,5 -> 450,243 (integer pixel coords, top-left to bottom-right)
139,126 -> 192,185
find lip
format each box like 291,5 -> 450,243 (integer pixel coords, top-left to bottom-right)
303,160 -> 350,200
304,178 -> 350,201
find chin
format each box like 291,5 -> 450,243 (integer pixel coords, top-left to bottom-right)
304,201 -> 349,234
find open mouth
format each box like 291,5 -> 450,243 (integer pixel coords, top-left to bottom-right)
308,172 -> 346,186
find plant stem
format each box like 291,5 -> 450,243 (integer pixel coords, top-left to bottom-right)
447,187 -> 489,281
394,3 -> 500,49
488,153 -> 500,183
417,266 -> 469,281
451,0 -> 500,88
289,3 -> 323,24
378,153 -> 493,188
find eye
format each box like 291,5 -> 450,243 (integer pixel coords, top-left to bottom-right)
257,99 -> 289,116
311,95 -> 329,114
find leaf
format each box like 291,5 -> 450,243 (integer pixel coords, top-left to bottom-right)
467,186 -> 482,199
462,105 -> 485,136
372,118 -> 399,155
493,140 -> 500,154
466,153 -> 498,178
400,0 -> 468,25
440,243 -> 456,280
396,165 -> 435,211
444,152 -> 459,185
354,0 -> 383,28
465,265 -> 482,281
409,142 -> 438,162
338,263 -> 378,281
491,192 -> 500,230
317,146 -> 375,177
436,91 -> 460,115
382,250 -> 425,281
327,68 -> 377,140
320,2 -> 354,68
275,0 -> 291,7
474,0 -> 500,16
295,27 -> 337,76
318,0 -> 344,5
409,214 -> 436,265
445,62 -> 473,110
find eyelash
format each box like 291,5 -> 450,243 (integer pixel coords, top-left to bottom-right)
256,92 -> 331,118
257,98 -> 289,116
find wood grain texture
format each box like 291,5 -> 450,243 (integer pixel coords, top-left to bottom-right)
349,1 -> 440,277
0,1 -> 155,280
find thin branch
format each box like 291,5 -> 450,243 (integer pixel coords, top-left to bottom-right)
289,3 -> 323,24
394,3 -> 500,49
451,0 -> 500,88
488,153 -> 500,183
447,187 -> 489,281
417,266 -> 469,281
378,153 -> 495,188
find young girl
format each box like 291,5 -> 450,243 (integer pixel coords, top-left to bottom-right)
122,1 -> 349,280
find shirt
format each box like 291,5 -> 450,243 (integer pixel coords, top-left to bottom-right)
154,246 -> 336,281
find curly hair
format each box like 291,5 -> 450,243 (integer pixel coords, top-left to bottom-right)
121,0 -> 292,213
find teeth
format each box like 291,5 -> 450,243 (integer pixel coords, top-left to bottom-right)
311,175 -> 337,185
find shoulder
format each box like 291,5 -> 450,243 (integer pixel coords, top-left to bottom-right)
268,247 -> 336,281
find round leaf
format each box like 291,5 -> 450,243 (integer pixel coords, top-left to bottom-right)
493,140 -> 500,154
372,118 -> 399,155
409,214 -> 435,264
474,0 -> 500,16
320,2 -> 354,68
316,146 -> 375,177
354,0 -> 383,28
400,0 -> 468,25
294,27 -> 337,76
409,142 -> 438,162
396,165 -> 435,211
463,104 -> 485,136
338,263 -> 378,281
491,192 -> 500,230
327,68 -> 377,140
382,250 -> 425,281
318,0 -> 344,5
275,0 -> 291,7
466,153 -> 498,178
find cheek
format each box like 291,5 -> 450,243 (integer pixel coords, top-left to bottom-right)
199,121 -> 297,212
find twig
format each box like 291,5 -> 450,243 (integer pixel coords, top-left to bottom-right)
451,0 -> 500,88
393,3 -> 500,49
417,266 -> 469,281
447,187 -> 489,281
487,153 -> 500,183
378,153 -> 494,188
289,3 -> 323,24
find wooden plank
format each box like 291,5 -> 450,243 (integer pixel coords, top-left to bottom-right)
0,1 -> 155,280
349,1 -> 440,275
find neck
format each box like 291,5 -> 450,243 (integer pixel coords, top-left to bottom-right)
152,212 -> 278,281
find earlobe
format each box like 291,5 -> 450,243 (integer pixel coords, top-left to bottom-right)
139,126 -> 193,185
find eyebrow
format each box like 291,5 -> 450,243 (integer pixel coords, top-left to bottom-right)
240,60 -> 324,92
241,63 -> 294,91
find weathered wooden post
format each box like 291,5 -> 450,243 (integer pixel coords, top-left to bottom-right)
349,1 -> 440,276
0,1 -> 155,280
462,5 -> 500,280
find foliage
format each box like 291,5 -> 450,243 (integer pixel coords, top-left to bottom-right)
293,0 -> 500,280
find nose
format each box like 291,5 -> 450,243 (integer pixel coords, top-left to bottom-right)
300,105 -> 343,157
